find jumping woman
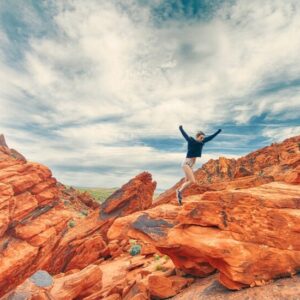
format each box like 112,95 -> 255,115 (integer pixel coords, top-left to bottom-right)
176,125 -> 222,205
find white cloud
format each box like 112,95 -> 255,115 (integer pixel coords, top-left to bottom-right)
262,126 -> 300,142
0,0 -> 299,190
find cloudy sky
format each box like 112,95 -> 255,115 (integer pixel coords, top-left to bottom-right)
0,0 -> 299,191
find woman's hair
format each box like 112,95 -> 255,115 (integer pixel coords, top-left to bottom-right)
196,131 -> 205,137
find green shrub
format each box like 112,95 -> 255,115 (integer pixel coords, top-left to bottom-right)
154,254 -> 161,261
155,264 -> 165,271
80,209 -> 88,217
129,244 -> 142,256
68,220 -> 76,228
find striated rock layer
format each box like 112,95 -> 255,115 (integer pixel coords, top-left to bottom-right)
2,134 -> 300,298
0,135 -> 156,297
171,273 -> 300,300
154,135 -> 300,206
0,136 -> 106,296
100,171 -> 156,220
2,264 -> 102,299
109,135 -> 300,290
109,182 -> 300,290
99,171 -> 156,241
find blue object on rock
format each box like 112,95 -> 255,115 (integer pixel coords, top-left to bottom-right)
30,270 -> 53,287
129,244 -> 142,256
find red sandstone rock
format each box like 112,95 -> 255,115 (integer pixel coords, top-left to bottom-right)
59,185 -> 100,210
0,136 -> 107,297
0,136 -> 158,297
100,171 -> 156,220
170,273 -> 300,300
0,134 -> 26,162
2,264 -> 102,299
113,181 -> 300,290
78,190 -> 100,208
1,133 -> 300,298
107,204 -> 180,243
147,274 -> 192,299
99,171 -> 156,240
106,136 -> 300,291
154,135 -> 300,206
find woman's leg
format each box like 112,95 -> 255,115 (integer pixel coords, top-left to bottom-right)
178,165 -> 196,192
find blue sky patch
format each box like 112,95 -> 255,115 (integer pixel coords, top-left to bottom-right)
0,0 -> 299,191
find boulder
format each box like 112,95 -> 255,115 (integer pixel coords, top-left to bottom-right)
113,181 -> 300,290
100,171 -> 156,220
2,264 -> 102,299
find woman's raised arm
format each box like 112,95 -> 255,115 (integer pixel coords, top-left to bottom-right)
179,125 -> 191,142
203,129 -> 222,143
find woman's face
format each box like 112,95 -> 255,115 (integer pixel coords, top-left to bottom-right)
196,135 -> 205,142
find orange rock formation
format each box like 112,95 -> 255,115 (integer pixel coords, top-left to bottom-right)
109,135 -> 300,291
2,265 -> 102,299
154,135 -> 299,206
0,135 -> 156,297
1,134 -> 299,299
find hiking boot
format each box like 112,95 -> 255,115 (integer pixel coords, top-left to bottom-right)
176,189 -> 182,206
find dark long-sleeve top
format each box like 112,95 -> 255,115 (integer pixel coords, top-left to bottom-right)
179,125 -> 221,158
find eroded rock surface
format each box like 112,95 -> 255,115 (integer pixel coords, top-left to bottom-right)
0,135 -> 158,297
0,152 -> 106,296
1,134 -> 300,299
108,136 -> 300,291
171,273 -> 300,300
110,182 -> 300,290
2,264 -> 102,299
154,135 -> 300,206
100,171 -> 156,220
